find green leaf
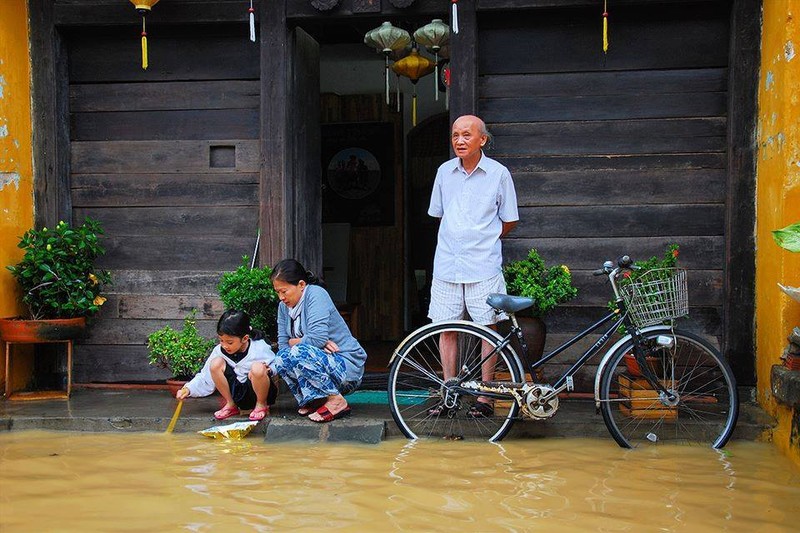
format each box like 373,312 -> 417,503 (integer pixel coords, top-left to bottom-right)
773,222 -> 800,252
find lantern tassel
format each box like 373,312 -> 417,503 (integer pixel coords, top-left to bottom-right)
452,1 -> 459,34
385,55 -> 390,105
141,17 -> 148,70
396,74 -> 401,112
603,1 -> 609,53
249,2 -> 256,42
434,52 -> 439,101
412,88 -> 417,127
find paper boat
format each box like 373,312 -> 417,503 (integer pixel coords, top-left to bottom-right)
779,283 -> 800,303
198,420 -> 259,440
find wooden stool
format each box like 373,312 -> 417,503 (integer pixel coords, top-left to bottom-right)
4,339 -> 72,400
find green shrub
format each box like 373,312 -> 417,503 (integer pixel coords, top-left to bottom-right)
217,257 -> 278,339
147,311 -> 215,379
6,218 -> 111,319
503,249 -> 578,317
773,222 -> 800,252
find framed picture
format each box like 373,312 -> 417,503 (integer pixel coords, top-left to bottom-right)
321,122 -> 395,226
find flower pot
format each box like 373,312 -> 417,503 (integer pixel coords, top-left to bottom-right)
498,316 -> 547,379
623,353 -> 659,377
166,378 -> 189,397
0,317 -> 86,342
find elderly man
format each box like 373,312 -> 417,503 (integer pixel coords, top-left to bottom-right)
427,114 -> 519,417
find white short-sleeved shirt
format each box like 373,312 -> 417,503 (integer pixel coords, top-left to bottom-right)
428,152 -> 519,283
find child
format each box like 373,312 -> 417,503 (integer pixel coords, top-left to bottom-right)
270,258 -> 367,423
176,309 -> 277,421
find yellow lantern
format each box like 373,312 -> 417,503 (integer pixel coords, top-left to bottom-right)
129,0 -> 160,70
392,47 -> 435,126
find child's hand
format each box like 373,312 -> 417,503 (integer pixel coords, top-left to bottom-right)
323,340 -> 340,354
176,387 -> 190,400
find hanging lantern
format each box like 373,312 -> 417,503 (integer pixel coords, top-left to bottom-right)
364,22 -> 412,105
414,19 -> 450,102
390,46 -> 412,113
129,0 -> 160,70
392,47 -> 435,126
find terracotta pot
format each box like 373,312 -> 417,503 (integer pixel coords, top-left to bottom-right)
0,317 -> 86,342
165,378 -> 189,397
499,315 -> 547,365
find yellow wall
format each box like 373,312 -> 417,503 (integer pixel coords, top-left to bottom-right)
755,1 -> 800,465
0,0 -> 34,318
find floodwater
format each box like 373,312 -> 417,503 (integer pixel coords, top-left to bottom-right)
1,432 -> 799,532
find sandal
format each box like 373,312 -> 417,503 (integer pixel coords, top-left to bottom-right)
298,397 -> 327,416
309,405 -> 351,423
468,402 -> 494,418
428,403 -> 446,417
249,406 -> 269,421
214,404 -> 240,420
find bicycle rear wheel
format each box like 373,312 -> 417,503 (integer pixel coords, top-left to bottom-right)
599,328 -> 738,448
388,322 -> 523,442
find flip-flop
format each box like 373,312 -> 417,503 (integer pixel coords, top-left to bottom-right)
309,405 -> 351,423
297,397 -> 327,416
468,402 -> 494,418
214,404 -> 240,420
249,406 -> 269,421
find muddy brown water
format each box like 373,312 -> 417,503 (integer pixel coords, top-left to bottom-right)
1,431 -> 799,531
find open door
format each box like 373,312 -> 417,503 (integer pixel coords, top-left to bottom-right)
288,28 -> 322,273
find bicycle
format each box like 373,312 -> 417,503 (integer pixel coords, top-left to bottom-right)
387,256 -> 739,447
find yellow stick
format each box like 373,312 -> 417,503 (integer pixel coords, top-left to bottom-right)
165,399 -> 183,434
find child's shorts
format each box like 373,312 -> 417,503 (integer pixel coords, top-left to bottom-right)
224,364 -> 278,410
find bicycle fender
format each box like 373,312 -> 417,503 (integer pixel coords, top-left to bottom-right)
388,320 -> 511,365
593,325 -> 676,407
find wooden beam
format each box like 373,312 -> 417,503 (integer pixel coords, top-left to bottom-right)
723,0 -> 760,387
29,0 -> 71,228
54,0 -> 252,26
476,0 -> 727,9
286,0 -> 446,18
450,0 -> 477,122
259,0 -> 290,267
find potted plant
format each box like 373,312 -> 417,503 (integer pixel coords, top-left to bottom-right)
147,310 -> 216,394
502,248 -> 578,362
1,218 -> 111,342
217,257 -> 279,342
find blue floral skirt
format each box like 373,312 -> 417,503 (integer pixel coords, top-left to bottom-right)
273,344 -> 357,406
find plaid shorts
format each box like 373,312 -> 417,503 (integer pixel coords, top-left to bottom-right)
428,273 -> 507,325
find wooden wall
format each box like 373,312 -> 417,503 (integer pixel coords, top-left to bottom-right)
478,3 -> 730,379
67,26 -> 260,382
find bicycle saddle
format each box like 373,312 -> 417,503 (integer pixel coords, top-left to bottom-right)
486,293 -> 535,313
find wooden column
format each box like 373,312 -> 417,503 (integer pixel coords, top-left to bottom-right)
724,0 -> 761,386
28,0 -> 71,229
259,0 -> 290,267
449,0 -> 477,123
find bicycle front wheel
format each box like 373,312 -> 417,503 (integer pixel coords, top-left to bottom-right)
388,322 -> 524,442
599,328 -> 738,448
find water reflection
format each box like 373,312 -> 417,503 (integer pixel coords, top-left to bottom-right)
1,432 -> 799,531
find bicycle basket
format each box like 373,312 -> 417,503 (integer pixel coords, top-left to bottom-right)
619,268 -> 688,328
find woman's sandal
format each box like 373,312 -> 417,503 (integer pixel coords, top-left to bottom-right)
309,405 -> 351,423
214,404 -> 241,420
249,406 -> 269,421
297,397 -> 326,416
468,402 -> 494,418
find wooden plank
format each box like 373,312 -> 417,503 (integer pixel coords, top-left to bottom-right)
80,318 -> 218,345
450,0 -> 477,120
70,108 -> 259,141
542,305 -> 721,336
71,140 -> 260,173
723,0 -> 759,386
260,0 -> 289,266
30,0 -> 71,228
477,0 -> 724,8
71,173 -> 259,207
67,30 -> 259,83
481,93 -> 727,124
286,0 -> 447,18
73,345 -> 169,383
514,168 -> 726,206
513,205 -> 725,238
55,0 -> 253,26
479,68 -> 728,98
95,236 -> 255,270
490,117 -> 727,138
73,206 -> 258,236
478,9 -> 729,75
70,80 -> 259,112
108,270 -> 224,295
97,294 -> 225,320
502,236 -> 725,270
499,153 -> 726,173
